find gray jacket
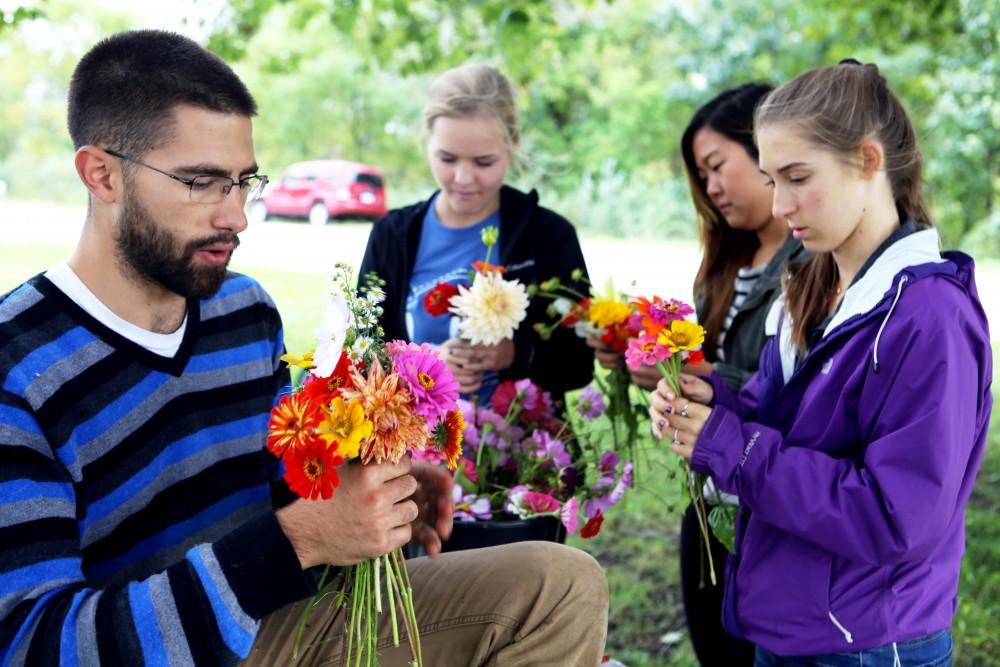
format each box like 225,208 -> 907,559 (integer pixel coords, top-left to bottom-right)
697,235 -> 807,390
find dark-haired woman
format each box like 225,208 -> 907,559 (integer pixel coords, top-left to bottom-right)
652,61 -> 991,666
592,83 -> 805,666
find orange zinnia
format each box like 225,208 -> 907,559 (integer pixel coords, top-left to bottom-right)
267,393 -> 323,456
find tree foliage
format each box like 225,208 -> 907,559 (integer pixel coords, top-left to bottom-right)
0,0 -> 996,251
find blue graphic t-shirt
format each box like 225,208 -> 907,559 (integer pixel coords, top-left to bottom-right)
406,195 -> 502,397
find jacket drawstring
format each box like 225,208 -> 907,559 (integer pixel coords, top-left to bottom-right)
827,610 -> 854,644
873,275 -> 908,373
892,642 -> 901,667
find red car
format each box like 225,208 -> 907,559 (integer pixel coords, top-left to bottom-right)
250,159 -> 387,225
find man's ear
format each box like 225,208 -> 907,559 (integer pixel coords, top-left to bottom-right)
858,139 -> 885,179
75,146 -> 119,204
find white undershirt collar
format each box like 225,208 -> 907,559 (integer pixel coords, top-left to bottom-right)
44,263 -> 187,357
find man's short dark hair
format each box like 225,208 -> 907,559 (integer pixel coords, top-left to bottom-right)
67,30 -> 257,157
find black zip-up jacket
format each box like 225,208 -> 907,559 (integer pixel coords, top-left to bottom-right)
359,185 -> 594,398
696,234 -> 807,390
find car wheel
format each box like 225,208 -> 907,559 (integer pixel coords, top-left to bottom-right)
248,200 -> 269,223
308,202 -> 330,226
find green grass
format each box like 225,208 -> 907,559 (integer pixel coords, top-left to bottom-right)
3,245 -> 999,667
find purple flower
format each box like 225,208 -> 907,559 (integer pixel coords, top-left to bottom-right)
585,459 -> 634,517
529,429 -> 572,469
577,385 -> 607,420
452,485 -> 492,522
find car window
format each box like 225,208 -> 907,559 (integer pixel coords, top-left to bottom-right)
355,173 -> 383,188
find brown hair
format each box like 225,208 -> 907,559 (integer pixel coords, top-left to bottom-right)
681,83 -> 774,358
754,61 -> 933,352
423,63 -> 523,169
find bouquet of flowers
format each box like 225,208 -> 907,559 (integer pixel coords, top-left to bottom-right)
532,276 -> 645,466
268,263 -> 465,665
623,296 -> 731,584
415,377 -> 634,539
421,225 -> 529,347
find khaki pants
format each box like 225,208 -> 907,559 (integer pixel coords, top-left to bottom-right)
243,542 -> 609,667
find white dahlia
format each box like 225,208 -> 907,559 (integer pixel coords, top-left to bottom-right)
449,272 -> 529,345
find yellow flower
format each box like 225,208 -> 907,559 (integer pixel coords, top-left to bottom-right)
587,297 -> 632,328
316,397 -> 373,460
657,319 -> 706,353
281,349 -> 315,370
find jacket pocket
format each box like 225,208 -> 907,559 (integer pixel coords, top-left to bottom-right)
735,517 -> 834,640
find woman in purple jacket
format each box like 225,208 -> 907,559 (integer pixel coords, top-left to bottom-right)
649,60 -> 992,666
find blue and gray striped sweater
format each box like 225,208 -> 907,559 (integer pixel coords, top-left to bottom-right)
0,273 -> 313,665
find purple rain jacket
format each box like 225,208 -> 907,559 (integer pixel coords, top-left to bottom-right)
692,227 -> 993,655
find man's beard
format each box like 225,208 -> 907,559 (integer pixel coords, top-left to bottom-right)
114,190 -> 240,300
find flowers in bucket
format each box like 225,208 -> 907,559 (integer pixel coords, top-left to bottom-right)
532,276 -> 645,464
268,263 -> 463,665
623,296 -> 731,584
415,377 -> 634,539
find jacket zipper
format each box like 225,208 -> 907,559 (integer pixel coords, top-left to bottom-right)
827,610 -> 854,644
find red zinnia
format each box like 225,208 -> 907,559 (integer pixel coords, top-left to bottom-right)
300,352 -> 355,404
685,349 -> 706,368
580,512 -> 605,539
267,393 -> 323,456
561,298 -> 591,328
423,282 -> 461,317
282,439 -> 344,500
601,321 -> 634,352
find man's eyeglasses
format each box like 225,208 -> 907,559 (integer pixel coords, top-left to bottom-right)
104,148 -> 268,205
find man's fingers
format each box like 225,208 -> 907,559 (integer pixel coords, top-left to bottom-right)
384,474 -> 419,504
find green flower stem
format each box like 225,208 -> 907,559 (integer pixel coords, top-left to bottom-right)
373,555 -> 382,613
384,554 -> 399,646
655,358 -> 717,586
389,550 -> 422,665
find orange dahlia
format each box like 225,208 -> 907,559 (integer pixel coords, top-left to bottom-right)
341,362 -> 428,464
267,393 -> 323,456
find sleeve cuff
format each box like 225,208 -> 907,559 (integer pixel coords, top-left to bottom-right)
213,512 -> 319,619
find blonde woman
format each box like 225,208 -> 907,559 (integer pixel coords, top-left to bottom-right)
360,63 -> 592,401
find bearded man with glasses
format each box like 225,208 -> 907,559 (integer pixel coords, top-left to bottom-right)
0,29 -> 608,667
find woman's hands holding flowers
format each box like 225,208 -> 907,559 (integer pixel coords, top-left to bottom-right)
441,337 -> 515,393
649,375 -> 715,461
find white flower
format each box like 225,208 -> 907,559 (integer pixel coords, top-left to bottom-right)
352,336 -> 372,356
448,272 -> 529,345
553,298 -> 573,316
573,320 -> 601,340
312,295 -> 352,378
366,286 -> 386,303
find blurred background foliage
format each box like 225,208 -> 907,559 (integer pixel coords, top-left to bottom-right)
0,0 -> 996,249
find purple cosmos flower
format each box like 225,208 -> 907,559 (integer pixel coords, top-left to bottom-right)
452,484 -> 492,522
529,429 -> 572,469
577,385 -> 607,420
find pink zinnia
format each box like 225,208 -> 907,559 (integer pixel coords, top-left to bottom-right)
388,340 -> 460,427
505,485 -> 561,518
624,333 -> 672,371
561,496 -> 580,535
